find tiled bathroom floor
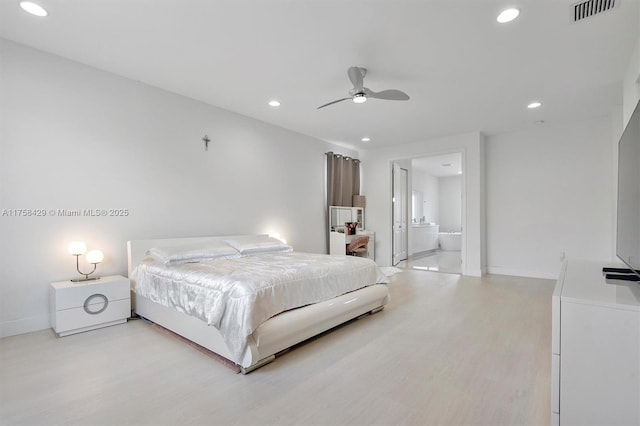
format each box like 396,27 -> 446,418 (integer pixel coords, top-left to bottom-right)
396,250 -> 462,274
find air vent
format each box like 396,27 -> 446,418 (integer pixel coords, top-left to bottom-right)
572,0 -> 617,22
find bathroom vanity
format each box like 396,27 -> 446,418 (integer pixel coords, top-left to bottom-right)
410,223 -> 439,255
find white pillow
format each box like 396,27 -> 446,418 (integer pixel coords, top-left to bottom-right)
146,241 -> 240,264
224,235 -> 293,255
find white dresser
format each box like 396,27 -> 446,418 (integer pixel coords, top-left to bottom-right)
50,275 -> 131,337
552,260 -> 640,425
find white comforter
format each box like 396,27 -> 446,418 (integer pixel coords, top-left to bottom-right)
132,252 -> 389,361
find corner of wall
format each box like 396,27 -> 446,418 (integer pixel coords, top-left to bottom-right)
479,133 -> 487,270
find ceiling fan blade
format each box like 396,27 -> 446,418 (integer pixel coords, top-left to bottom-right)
348,67 -> 364,91
365,88 -> 410,101
317,97 -> 351,109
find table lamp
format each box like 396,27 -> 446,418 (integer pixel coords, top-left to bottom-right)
68,241 -> 103,282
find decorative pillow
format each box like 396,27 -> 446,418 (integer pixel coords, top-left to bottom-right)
224,235 -> 293,255
146,241 -> 240,264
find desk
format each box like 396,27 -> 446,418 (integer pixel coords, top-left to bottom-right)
329,230 -> 375,260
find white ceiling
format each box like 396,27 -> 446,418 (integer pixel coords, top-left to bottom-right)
412,153 -> 463,177
1,0 -> 637,149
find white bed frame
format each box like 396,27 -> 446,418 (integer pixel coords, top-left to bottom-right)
127,235 -> 389,373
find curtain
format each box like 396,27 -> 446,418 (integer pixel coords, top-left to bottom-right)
326,152 -> 360,207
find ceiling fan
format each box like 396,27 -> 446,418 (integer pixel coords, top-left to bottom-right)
317,66 -> 410,109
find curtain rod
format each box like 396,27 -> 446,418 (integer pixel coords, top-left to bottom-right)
326,152 -> 360,162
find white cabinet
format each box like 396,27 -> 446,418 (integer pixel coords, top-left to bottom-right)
551,260 -> 640,425
409,224 -> 439,255
50,275 -> 131,337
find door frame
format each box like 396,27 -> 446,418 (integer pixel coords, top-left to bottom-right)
388,149 -> 467,273
392,163 -> 409,265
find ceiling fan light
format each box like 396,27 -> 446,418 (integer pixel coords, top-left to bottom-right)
353,93 -> 367,104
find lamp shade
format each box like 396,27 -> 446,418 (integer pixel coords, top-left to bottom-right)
68,241 -> 87,256
86,249 -> 104,264
353,195 -> 366,208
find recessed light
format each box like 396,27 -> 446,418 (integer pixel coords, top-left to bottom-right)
497,8 -> 519,23
268,100 -> 280,107
20,1 -> 48,16
361,137 -> 370,142
527,101 -> 542,109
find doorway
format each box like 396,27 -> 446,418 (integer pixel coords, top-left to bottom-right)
393,152 -> 463,274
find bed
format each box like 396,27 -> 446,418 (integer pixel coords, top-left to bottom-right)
127,235 -> 390,373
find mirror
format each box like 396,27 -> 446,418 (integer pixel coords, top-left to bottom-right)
329,206 -> 364,231
412,190 -> 423,223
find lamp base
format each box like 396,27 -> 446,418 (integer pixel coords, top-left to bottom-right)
70,276 -> 101,283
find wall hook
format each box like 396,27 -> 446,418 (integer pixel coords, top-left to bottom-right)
202,134 -> 211,151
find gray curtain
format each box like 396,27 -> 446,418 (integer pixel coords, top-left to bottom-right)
326,152 -> 360,207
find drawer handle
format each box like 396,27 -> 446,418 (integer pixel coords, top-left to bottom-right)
83,294 -> 109,315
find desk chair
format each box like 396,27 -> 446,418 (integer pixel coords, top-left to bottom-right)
346,235 -> 369,257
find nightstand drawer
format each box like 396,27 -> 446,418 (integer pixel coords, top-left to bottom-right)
54,298 -> 131,335
50,275 -> 131,337
52,276 -> 129,310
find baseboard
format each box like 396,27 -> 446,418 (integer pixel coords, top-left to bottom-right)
487,266 -> 559,280
465,268 -> 484,277
0,314 -> 50,338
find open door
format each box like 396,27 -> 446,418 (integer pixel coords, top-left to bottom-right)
392,163 -> 408,265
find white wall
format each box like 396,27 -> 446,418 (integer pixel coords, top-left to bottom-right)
409,168 -> 438,256
485,117 -> 615,279
623,45 -> 639,125
438,176 -> 462,232
364,118 -> 615,280
622,6 -> 640,126
411,169 -> 439,224
424,174 -> 439,224
0,39 -> 353,337
361,132 -> 485,276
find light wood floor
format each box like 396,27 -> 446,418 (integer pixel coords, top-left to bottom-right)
0,270 -> 554,426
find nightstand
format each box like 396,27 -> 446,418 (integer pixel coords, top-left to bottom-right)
49,275 -> 131,337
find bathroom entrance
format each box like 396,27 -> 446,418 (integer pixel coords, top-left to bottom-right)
396,152 -> 463,274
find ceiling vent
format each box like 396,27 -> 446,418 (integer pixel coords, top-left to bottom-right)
572,0 -> 617,22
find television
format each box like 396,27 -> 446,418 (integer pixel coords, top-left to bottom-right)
614,99 -> 640,281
